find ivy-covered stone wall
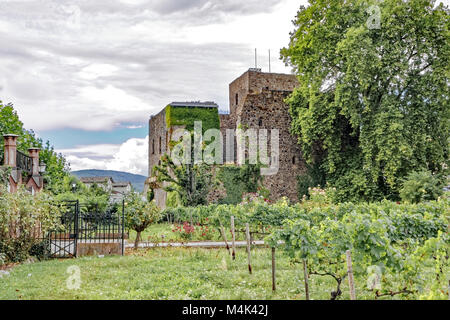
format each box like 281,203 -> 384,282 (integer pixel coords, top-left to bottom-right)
165,105 -> 220,133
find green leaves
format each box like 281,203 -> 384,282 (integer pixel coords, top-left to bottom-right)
154,154 -> 214,207
0,101 -> 70,192
0,187 -> 63,263
284,0 -> 449,202
124,192 -> 162,232
269,198 -> 448,298
399,170 -> 445,203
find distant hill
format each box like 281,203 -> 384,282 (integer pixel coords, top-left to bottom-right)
71,169 -> 147,192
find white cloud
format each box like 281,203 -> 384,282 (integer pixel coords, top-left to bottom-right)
80,85 -> 149,112
61,136 -> 148,175
78,63 -> 119,80
0,0 -> 306,172
0,0 -> 304,131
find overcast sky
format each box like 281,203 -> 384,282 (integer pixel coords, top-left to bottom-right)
0,0 -> 306,175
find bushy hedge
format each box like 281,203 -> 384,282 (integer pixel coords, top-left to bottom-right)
399,170 -> 445,204
0,187 -> 62,264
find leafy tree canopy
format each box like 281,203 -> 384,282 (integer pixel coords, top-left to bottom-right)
0,101 -> 70,192
124,192 -> 161,248
53,175 -> 111,212
283,0 -> 449,202
154,154 -> 214,207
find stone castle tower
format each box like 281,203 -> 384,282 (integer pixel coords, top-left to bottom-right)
147,69 -> 305,208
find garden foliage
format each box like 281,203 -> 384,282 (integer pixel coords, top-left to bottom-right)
124,192 -> 162,249
0,186 -> 62,263
0,101 -> 70,192
163,194 -> 449,299
283,0 -> 449,202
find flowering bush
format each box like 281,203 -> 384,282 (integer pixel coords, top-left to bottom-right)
172,221 -> 215,241
197,223 -> 214,240
172,222 -> 195,241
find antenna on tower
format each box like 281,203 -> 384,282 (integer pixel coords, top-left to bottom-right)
268,49 -> 271,73
255,48 -> 258,69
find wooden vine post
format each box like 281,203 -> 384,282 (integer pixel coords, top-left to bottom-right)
302,260 -> 310,300
346,250 -> 357,300
219,222 -> 230,255
231,216 -> 236,260
245,223 -> 252,274
272,247 -> 276,291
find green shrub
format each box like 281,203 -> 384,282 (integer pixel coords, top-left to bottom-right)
400,170 -> 444,204
216,166 -> 245,204
216,164 -> 264,204
124,193 -> 162,249
297,174 -> 314,200
29,240 -> 52,261
166,191 -> 180,208
0,187 -> 62,264
297,162 -> 326,201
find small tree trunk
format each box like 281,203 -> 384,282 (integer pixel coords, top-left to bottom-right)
231,216 -> 236,260
346,250 -> 356,300
245,223 -> 252,274
134,231 -> 141,250
303,260 -> 310,300
272,247 -> 276,291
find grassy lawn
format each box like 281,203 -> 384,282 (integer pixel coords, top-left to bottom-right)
0,247 -> 432,300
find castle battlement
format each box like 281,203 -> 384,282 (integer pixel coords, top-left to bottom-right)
147,70 -> 304,208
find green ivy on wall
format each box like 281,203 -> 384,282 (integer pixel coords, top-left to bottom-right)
165,105 -> 220,133
216,166 -> 244,205
166,190 -> 180,208
216,163 -> 264,205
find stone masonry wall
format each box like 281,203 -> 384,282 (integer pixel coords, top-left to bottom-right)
238,89 -> 305,202
226,70 -> 304,203
148,70 -> 304,207
148,108 -> 168,208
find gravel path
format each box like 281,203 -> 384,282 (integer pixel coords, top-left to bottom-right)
126,240 -> 267,249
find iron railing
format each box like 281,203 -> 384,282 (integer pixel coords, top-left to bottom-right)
45,200 -> 125,258
16,150 -> 32,173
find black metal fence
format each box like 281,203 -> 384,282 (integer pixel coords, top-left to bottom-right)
45,200 -> 125,258
16,150 -> 32,173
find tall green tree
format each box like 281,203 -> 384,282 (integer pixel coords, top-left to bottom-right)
283,0 -> 449,202
153,154 -> 213,207
0,100 -> 70,192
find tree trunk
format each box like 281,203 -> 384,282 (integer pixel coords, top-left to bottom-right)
134,231 -> 141,250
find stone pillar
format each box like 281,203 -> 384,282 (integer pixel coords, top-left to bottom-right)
28,148 -> 40,176
3,134 -> 18,167
27,147 -> 43,193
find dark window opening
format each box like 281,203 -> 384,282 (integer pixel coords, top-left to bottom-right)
235,93 -> 238,105
159,136 -> 162,154
258,118 -> 263,127
152,139 -> 155,154
292,156 -> 296,165
166,132 -> 169,152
